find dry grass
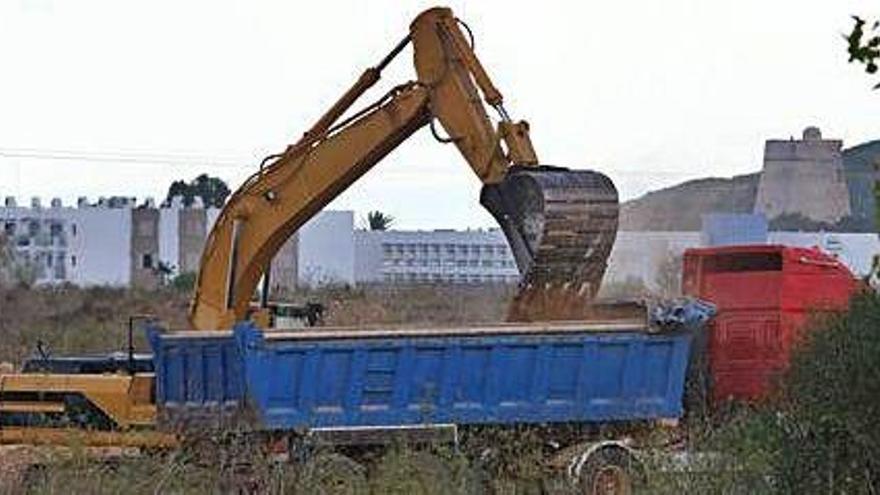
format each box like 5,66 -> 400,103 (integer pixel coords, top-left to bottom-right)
284,284 -> 516,327
0,285 -> 190,364
0,283 -> 519,364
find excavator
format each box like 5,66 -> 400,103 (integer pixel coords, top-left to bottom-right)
0,6 -> 618,448
190,6 -> 618,329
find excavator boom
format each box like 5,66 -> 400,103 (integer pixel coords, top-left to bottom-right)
189,7 -> 619,329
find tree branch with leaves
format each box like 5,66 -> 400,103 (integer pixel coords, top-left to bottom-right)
365,211 -> 395,231
846,16 -> 880,88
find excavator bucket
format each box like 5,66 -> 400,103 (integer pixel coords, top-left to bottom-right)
480,166 -> 619,321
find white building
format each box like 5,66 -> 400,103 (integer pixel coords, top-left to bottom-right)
4,198 -> 877,292
0,196 -> 222,287
1,196 -> 132,285
355,229 -> 519,284
270,211 -> 356,288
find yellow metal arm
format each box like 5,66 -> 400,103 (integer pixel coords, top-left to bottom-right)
190,85 -> 431,330
189,7 -> 538,330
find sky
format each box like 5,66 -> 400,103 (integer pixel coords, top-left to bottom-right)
1,0 -> 878,229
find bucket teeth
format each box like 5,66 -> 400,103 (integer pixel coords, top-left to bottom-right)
480,166 -> 619,321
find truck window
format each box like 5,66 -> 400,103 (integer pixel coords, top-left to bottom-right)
704,252 -> 782,273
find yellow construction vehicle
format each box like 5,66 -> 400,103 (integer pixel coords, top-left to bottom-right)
191,6 -> 618,330
0,6 -> 618,446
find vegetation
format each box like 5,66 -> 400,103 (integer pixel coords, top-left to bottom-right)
846,16 -> 880,89
647,292 -> 880,493
0,236 -> 41,289
0,285 -> 191,364
763,292 -> 880,492
0,283 -> 515,364
165,174 -> 231,208
170,271 -> 197,293
365,211 -> 395,231
654,251 -> 683,298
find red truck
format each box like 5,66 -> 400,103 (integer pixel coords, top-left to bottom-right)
683,244 -> 859,404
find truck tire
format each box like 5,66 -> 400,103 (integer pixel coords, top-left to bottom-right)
577,446 -> 644,495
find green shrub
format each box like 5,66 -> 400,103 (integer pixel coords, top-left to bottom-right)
772,292 -> 880,493
686,292 -> 880,494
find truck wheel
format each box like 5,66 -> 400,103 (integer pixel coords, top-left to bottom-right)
578,446 -> 643,495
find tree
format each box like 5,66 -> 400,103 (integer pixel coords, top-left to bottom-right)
654,250 -> 683,298
846,16 -> 880,89
365,211 -> 395,231
0,236 -> 41,288
153,261 -> 175,286
165,174 -> 231,208
171,272 -> 197,293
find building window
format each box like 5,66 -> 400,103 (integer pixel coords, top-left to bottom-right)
3,222 -> 15,236
71,255 -> 77,267
142,254 -> 154,269
54,254 -> 66,279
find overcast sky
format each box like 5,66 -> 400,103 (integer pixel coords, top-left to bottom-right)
1,0 -> 878,229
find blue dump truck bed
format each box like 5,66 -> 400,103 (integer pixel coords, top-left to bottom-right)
149,316 -> 696,431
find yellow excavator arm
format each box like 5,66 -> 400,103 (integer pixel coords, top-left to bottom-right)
190,7 -> 618,330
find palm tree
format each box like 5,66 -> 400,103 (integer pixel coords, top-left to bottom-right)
366,211 -> 395,231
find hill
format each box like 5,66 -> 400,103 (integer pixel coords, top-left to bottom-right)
620,141 -> 879,232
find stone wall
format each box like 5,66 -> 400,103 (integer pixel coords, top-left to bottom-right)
754,127 -> 851,224
130,208 -> 160,289
178,208 -> 207,274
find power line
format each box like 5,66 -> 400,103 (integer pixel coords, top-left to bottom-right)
0,146 -> 739,180
0,147 -> 258,168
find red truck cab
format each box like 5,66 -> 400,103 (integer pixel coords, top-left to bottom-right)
683,245 -> 859,404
